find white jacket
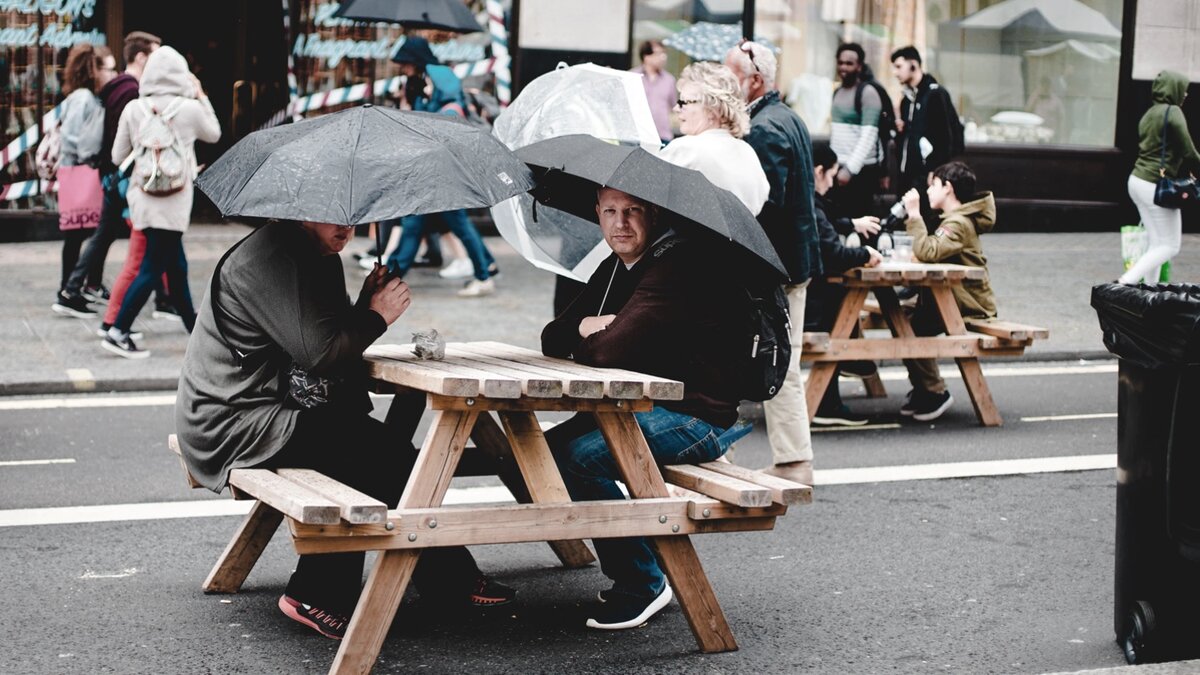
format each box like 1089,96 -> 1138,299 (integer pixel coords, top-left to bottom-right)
656,129 -> 769,216
112,46 -> 221,232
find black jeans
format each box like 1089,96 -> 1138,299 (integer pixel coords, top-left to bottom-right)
114,228 -> 196,333
264,390 -> 481,615
59,229 -> 92,292
64,170 -> 123,294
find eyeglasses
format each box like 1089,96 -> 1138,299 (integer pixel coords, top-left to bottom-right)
675,98 -> 701,108
738,38 -> 761,74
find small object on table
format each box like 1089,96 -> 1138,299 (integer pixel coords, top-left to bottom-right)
411,329 -> 446,360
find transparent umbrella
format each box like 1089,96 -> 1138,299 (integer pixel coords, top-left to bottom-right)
662,21 -> 779,63
490,63 -> 662,281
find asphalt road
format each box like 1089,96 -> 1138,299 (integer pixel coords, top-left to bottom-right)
0,359 -> 1144,674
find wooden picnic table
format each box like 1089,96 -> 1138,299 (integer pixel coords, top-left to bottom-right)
801,261 -> 1044,427
277,340 -> 806,673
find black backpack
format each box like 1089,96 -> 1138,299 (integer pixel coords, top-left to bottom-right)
854,74 -> 896,162
733,282 -> 792,402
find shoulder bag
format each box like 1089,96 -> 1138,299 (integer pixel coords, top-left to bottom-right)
1153,105 -> 1199,208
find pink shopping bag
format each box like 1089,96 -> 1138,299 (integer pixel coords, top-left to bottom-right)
57,164 -> 103,231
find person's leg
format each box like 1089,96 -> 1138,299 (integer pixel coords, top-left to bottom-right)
901,290 -> 952,419
385,215 -> 426,278
1121,175 -> 1182,284
60,229 -> 89,291
762,282 -> 813,466
441,210 -> 491,281
159,232 -> 196,332
105,225 -> 144,327
114,228 -> 172,333
66,172 -> 123,293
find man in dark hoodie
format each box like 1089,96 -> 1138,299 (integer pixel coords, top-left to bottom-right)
58,31 -> 160,319
899,160 -> 997,422
892,46 -> 963,224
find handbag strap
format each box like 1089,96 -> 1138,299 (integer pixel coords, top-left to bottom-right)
1160,104 -> 1172,178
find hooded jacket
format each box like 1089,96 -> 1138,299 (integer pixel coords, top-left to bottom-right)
97,73 -> 139,173
1131,70 -> 1200,184
905,191 -> 997,319
112,45 -> 221,232
898,73 -> 959,178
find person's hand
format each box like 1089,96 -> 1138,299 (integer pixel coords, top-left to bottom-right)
852,216 -> 881,236
863,246 -> 883,268
579,314 -> 616,338
902,188 -> 921,220
369,276 -> 412,325
189,73 -> 205,99
837,167 -> 852,187
894,119 -> 905,134
360,262 -> 389,299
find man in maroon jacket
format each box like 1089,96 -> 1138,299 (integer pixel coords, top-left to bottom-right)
59,31 -> 160,314
541,187 -> 746,632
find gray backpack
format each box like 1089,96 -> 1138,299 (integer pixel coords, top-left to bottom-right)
132,98 -> 191,196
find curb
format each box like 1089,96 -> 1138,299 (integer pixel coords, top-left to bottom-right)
0,351 -> 1117,398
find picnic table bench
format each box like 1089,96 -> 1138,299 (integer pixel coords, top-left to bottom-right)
801,261 -> 1048,426
170,340 -> 810,674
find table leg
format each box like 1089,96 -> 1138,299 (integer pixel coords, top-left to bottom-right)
202,500 -> 283,594
928,286 -> 1003,427
806,287 -> 871,418
330,409 -> 477,675
498,411 -> 596,567
593,411 -> 738,653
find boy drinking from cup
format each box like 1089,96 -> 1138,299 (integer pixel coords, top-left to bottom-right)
897,160 -> 998,421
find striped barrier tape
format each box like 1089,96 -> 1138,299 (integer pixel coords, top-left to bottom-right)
0,179 -> 56,201
0,106 -> 61,173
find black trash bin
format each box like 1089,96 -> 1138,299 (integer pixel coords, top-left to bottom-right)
1092,282 -> 1200,664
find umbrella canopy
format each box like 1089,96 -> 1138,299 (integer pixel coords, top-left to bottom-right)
516,134 -> 787,281
662,21 -> 779,63
195,104 -> 533,227
490,63 -> 663,281
333,0 -> 482,33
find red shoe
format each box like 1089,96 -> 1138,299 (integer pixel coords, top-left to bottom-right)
468,575 -> 515,607
278,594 -> 348,640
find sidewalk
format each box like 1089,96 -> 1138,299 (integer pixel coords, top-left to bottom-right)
3,224 -> 1194,396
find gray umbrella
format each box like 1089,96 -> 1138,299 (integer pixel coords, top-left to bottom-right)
516,134 -> 787,281
333,0 -> 482,33
195,104 -> 533,227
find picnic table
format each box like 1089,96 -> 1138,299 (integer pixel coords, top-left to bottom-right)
801,261 -> 1047,426
172,341 -> 810,674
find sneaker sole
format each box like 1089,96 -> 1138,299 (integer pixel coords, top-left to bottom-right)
51,303 -> 97,319
586,584 -> 673,630
96,328 -> 144,341
278,596 -> 343,640
912,394 -> 954,422
100,339 -> 150,360
811,415 -> 870,427
151,311 -> 184,322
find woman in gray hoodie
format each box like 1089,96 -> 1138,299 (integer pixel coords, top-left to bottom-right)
102,45 -> 221,358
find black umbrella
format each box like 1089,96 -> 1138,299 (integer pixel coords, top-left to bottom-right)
515,134 -> 787,280
196,104 -> 532,229
333,0 -> 482,33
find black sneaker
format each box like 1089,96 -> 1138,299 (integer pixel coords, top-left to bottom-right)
586,583 -> 673,630
412,254 -> 443,268
839,360 -> 878,379
278,594 -> 348,640
487,262 -> 500,278
812,405 -> 870,427
51,291 -> 97,318
152,304 -> 183,322
82,283 -> 111,303
101,331 -> 149,359
468,575 -> 515,607
95,323 -> 143,341
911,390 -> 953,422
899,390 -> 918,417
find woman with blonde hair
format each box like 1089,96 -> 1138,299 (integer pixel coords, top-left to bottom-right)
657,61 -> 768,215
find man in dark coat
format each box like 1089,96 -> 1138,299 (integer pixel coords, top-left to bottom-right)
542,187 -> 745,632
725,40 -> 821,486
892,46 -> 963,213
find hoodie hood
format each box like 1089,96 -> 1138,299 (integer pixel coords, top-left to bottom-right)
139,46 -> 194,98
945,191 -> 996,234
1152,70 -> 1189,106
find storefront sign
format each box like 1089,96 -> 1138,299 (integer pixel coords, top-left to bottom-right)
0,0 -> 97,18
0,23 -> 105,49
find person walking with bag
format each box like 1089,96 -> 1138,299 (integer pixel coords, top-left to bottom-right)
50,43 -> 113,319
1120,70 -> 1200,285
101,45 -> 220,358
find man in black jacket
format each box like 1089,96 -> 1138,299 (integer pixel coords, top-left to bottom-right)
892,46 -> 963,211
725,40 -> 821,486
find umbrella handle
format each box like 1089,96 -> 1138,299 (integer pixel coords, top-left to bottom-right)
374,221 -> 384,267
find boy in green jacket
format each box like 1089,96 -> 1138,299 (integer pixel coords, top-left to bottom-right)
898,160 -> 997,421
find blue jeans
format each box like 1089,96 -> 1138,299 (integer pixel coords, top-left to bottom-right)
547,407 -> 741,601
385,210 -> 494,280
115,228 -> 196,333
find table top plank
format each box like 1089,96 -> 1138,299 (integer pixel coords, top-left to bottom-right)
366,345 -> 522,399
845,261 -> 986,283
446,344 -> 600,398
469,341 -> 685,401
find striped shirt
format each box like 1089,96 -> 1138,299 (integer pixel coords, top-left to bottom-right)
829,83 -> 882,175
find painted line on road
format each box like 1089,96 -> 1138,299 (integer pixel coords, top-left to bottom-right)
874,363 -> 1117,382
0,394 -> 177,410
0,457 -> 1116,528
0,458 -> 76,467
812,423 -> 902,433
1021,412 -> 1117,422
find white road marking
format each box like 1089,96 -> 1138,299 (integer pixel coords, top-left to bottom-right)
872,362 -> 1117,382
0,457 -> 1116,528
813,423 -> 902,433
80,567 -> 138,579
65,368 -> 95,391
1021,412 -> 1117,422
0,394 -> 176,410
0,458 -> 75,467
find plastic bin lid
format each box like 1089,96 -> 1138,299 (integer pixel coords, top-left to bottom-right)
1092,282 -> 1200,368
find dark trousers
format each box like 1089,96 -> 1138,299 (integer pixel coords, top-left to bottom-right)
114,228 -> 196,333
64,170 -> 123,294
831,163 -> 885,220
904,289 -> 949,394
59,229 -> 92,292
265,391 -> 481,615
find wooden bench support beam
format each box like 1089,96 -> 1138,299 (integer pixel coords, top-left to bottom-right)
203,500 -> 284,594
275,468 -> 387,524
228,469 -> 341,525
662,465 -> 773,508
695,461 -> 812,505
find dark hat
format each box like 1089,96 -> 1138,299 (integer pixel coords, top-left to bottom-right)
391,36 -> 440,67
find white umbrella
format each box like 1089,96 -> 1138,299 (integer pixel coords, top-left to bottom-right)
490,63 -> 662,281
